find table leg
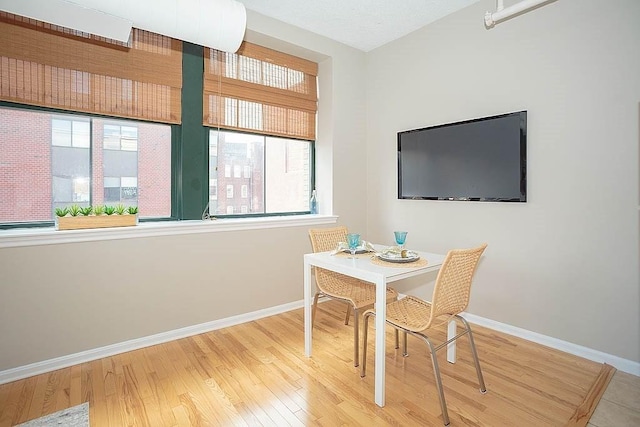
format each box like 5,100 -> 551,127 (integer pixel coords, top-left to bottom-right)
304,258 -> 312,357
374,278 -> 387,407
447,320 -> 456,363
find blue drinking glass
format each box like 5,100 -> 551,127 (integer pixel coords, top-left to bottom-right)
346,233 -> 361,258
394,231 -> 408,248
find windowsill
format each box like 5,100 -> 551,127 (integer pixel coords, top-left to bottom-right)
0,215 -> 338,248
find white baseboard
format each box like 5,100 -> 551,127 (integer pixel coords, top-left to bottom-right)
1,300 -> 638,385
462,312 -> 640,376
0,300 -> 304,385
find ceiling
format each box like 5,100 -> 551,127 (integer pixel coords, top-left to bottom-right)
237,0 -> 483,52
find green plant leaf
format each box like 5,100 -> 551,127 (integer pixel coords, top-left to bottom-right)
68,204 -> 81,216
54,207 -> 69,217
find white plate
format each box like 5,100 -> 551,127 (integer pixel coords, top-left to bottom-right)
377,250 -> 420,263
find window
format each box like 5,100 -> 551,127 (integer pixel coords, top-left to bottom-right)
1,18 -> 179,227
104,124 -> 138,151
104,177 -> 122,202
203,42 -> 317,218
104,177 -> 138,202
0,106 -> 171,223
224,164 -> 231,178
209,130 -> 312,216
121,177 -> 138,201
73,177 -> 90,202
52,119 -> 90,148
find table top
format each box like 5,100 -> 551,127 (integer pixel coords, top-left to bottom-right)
304,244 -> 445,284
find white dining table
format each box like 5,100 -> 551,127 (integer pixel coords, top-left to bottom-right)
303,245 -> 450,407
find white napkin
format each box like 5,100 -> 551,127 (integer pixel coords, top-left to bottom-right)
330,240 -> 376,255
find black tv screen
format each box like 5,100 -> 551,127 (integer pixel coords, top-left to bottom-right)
398,111 -> 527,202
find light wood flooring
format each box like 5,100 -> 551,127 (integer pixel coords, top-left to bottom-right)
0,300 -> 635,426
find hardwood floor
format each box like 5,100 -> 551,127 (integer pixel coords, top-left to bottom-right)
0,300 -> 622,426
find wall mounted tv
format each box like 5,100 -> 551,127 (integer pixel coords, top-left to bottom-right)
397,110 -> 527,202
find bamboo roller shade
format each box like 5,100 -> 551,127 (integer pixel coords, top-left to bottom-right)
0,13 -> 182,124
204,41 -> 318,140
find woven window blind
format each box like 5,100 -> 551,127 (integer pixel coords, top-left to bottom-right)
0,13 -> 182,124
204,42 -> 318,140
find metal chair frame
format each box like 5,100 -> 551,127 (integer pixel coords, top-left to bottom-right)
309,226 -> 399,367
361,311 -> 486,426
360,244 -> 488,426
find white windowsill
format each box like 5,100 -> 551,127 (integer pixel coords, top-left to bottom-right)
0,215 -> 338,249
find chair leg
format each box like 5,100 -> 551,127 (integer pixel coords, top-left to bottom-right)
353,308 -> 360,367
395,329 -> 399,349
459,317 -> 487,393
360,311 -> 373,377
424,337 -> 450,426
344,305 -> 351,325
312,292 -> 321,325
403,332 -> 408,357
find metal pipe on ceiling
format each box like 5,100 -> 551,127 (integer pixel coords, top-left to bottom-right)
485,0 -> 557,28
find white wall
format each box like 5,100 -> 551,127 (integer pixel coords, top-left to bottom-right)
365,0 -> 640,362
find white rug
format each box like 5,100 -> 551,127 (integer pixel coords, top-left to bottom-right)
16,402 -> 89,427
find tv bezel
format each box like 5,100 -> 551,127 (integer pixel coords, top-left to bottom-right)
397,110 -> 527,203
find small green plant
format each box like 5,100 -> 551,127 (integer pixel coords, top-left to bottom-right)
104,205 -> 116,215
68,204 -> 81,216
55,207 -> 69,217
93,205 -> 105,215
114,204 -> 126,215
127,206 -> 138,215
80,206 -> 93,216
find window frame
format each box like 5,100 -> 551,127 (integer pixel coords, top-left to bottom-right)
0,100 -> 177,229
206,127 -> 315,219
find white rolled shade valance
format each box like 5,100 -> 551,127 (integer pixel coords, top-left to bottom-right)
0,0 -> 246,53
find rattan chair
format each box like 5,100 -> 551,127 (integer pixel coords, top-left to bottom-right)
360,243 -> 488,426
308,226 -> 399,367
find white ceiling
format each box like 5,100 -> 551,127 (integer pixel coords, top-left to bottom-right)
237,0 -> 482,52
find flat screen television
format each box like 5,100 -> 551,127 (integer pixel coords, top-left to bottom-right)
397,110 -> 527,202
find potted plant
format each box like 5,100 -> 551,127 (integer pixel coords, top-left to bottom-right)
55,204 -> 139,230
